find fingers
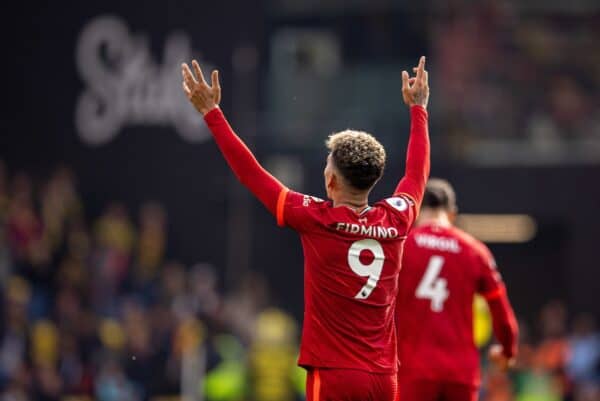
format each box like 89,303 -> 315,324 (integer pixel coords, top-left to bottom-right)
182,63 -> 197,89
415,56 -> 425,82
182,82 -> 191,98
192,60 -> 207,85
411,57 -> 427,84
211,70 -> 220,89
401,73 -> 417,88
211,70 -> 221,105
401,70 -> 410,91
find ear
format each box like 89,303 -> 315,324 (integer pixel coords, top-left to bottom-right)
327,171 -> 337,190
448,210 -> 458,224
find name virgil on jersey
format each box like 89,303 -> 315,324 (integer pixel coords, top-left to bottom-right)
414,233 -> 461,253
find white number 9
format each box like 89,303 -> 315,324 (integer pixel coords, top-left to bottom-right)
347,239 -> 385,299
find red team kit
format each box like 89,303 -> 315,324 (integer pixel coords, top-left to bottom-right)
204,105 -> 428,400
200,76 -> 516,400
396,223 -> 518,400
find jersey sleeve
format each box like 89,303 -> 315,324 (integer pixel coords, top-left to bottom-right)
379,194 -> 417,230
475,242 -> 519,359
277,190 -> 324,232
204,108 -> 286,218
393,105 -> 430,216
474,243 -> 504,299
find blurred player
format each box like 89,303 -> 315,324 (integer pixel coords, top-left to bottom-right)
182,57 -> 430,400
395,179 -> 519,401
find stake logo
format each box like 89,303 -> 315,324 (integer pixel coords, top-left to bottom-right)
75,15 -> 211,146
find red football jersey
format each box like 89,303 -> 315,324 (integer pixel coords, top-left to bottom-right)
279,190 -> 416,373
395,223 -> 505,385
202,105 -> 430,375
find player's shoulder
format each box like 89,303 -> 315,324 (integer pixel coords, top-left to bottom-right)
287,191 -> 330,209
376,195 -> 414,214
372,195 -> 416,228
448,225 -> 492,259
373,195 -> 415,225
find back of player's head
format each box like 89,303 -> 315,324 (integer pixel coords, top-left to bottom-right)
326,130 -> 386,190
422,178 -> 458,213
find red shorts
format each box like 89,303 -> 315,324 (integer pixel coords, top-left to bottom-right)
397,377 -> 478,401
306,368 -> 398,401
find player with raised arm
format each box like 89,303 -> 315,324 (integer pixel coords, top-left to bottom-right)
182,56 -> 430,401
395,179 -> 519,401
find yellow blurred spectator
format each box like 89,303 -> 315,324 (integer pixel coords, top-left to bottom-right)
31,319 -> 59,366
248,308 -> 304,401
99,318 -> 127,351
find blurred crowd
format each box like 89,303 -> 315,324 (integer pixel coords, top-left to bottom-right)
482,301 -> 600,401
0,160 -> 304,401
432,1 -> 600,157
264,1 -> 600,163
0,160 -> 598,401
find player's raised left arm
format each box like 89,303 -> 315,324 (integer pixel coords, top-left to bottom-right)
182,61 -> 285,217
394,56 -> 430,214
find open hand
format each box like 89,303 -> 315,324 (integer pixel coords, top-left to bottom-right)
488,344 -> 516,371
182,60 -> 221,115
402,56 -> 429,109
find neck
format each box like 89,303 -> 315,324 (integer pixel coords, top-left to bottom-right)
332,191 -> 369,211
416,209 -> 452,227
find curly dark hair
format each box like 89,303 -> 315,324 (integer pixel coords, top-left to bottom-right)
326,130 -> 386,190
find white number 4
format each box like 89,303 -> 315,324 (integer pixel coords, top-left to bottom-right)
416,255 -> 449,312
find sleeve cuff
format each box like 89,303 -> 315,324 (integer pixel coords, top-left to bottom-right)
410,105 -> 428,117
504,347 -> 517,359
482,286 -> 505,301
203,107 -> 224,124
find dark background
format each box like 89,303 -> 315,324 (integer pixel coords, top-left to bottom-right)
1,0 -> 265,272
1,0 -> 598,321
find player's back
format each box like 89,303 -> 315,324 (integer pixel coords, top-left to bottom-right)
396,222 -> 493,385
282,192 -> 415,373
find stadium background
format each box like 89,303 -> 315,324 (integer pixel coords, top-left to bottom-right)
1,0 -> 599,400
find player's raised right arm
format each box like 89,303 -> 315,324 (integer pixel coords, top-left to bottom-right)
394,56 -> 430,214
182,61 -> 285,217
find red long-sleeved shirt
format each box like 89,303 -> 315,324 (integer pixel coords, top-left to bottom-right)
394,105 -> 430,212
204,105 -> 431,372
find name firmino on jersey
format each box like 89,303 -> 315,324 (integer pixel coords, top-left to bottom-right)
415,234 -> 461,253
336,223 -> 400,239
